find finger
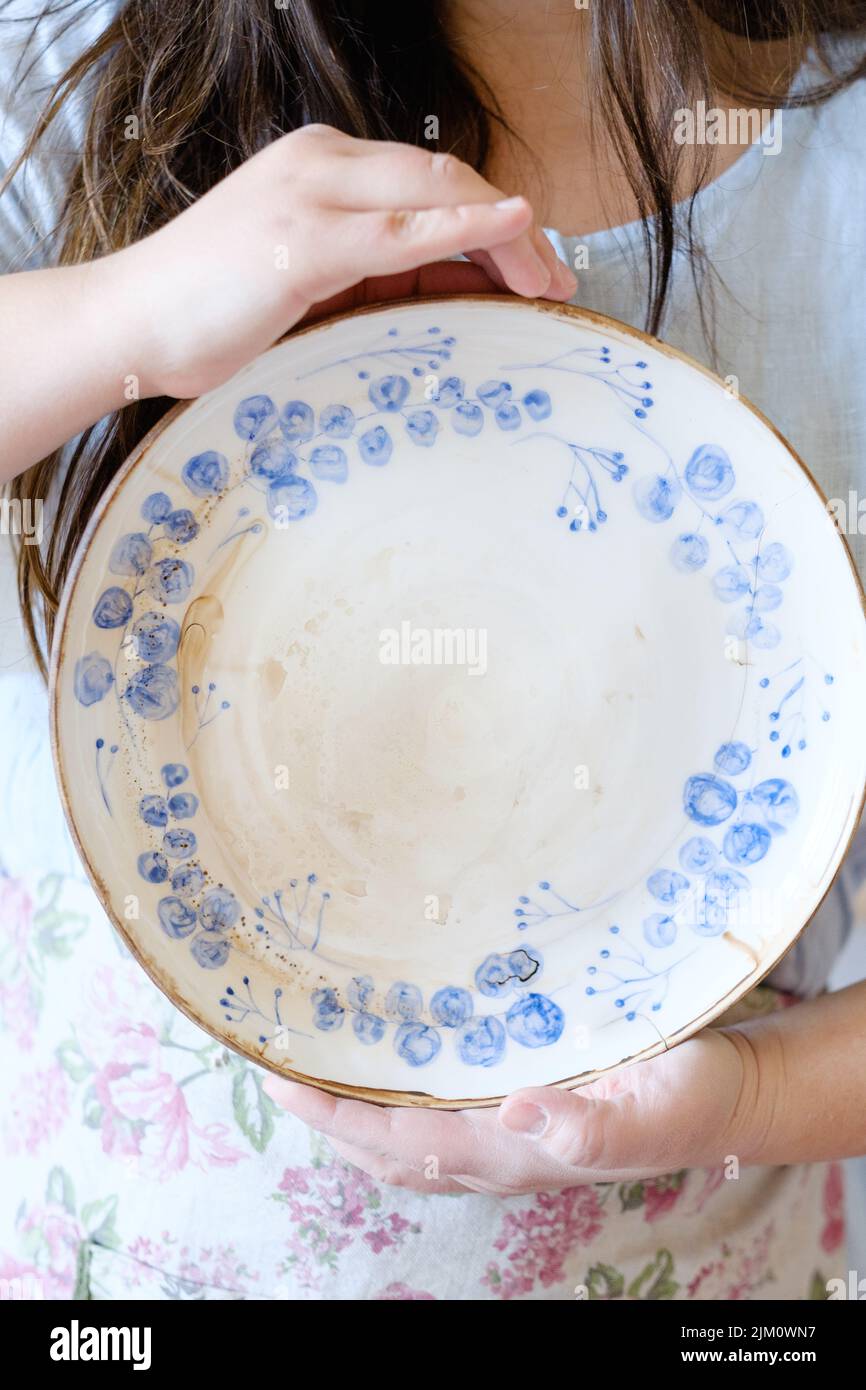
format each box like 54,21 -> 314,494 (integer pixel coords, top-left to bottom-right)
328,146 -> 575,299
263,1076 -> 494,1175
345,199 -> 554,298
326,1137 -> 467,1194
531,226 -> 578,299
285,134 -> 575,301
499,1083 -> 641,1173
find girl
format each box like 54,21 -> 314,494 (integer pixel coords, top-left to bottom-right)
1,0 -> 865,1301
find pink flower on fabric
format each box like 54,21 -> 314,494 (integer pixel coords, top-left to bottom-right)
274,1157 -> 423,1290
483,1185 -> 605,1299
0,976 -> 40,1051
643,1173 -> 687,1223
91,1024 -> 243,1178
3,1063 -> 69,1156
820,1162 -> 844,1254
0,874 -> 34,954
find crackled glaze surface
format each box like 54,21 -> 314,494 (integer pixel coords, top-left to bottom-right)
51,298 -> 866,1104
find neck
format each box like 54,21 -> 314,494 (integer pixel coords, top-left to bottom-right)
444,0 -> 793,236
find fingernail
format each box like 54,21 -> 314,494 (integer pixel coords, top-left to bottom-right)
494,195 -> 526,211
501,1101 -> 549,1137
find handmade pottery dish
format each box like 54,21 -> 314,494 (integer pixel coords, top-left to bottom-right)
50,296 -> 866,1107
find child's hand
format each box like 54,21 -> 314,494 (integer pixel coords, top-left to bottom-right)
101,124 -> 576,401
263,1026 -> 764,1195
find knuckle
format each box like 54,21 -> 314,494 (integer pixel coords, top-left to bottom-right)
428,150 -> 463,182
549,1107 -> 606,1169
383,207 -> 422,239
294,121 -> 338,141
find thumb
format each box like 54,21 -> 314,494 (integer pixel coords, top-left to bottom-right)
499,1084 -> 636,1171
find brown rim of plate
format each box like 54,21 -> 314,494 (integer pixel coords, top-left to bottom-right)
49,293 -> 866,1110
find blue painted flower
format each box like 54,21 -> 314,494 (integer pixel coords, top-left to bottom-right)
714,741 -> 751,775
394,1021 -> 441,1066
124,664 -> 179,720
643,913 -> 677,948
312,987 -> 345,1031
191,936 -> 230,969
279,399 -> 315,442
146,557 -> 194,604
198,887 -> 240,932
683,772 -> 737,825
494,401 -> 521,431
157,895 -> 197,939
309,444 -> 348,482
132,612 -> 180,663
634,474 -> 680,523
679,836 -> 718,873
267,474 -> 317,522
139,794 -> 168,827
455,1015 -> 506,1067
477,379 -> 511,408
249,439 -> 297,485
168,792 -> 198,818
713,564 -> 751,602
753,584 -> 783,612
319,403 -> 355,437
358,425 -> 393,465
474,954 -> 512,998
727,611 -> 781,650
161,762 -> 188,787
522,388 -> 552,421
756,542 -> 793,583
723,822 -> 771,865
109,532 -> 152,577
697,868 -> 749,934
720,499 -> 764,541
647,870 -> 689,903
73,652 -> 114,706
163,508 -> 199,545
141,491 -> 172,524
353,1013 -> 386,1045
137,851 -> 169,883
746,777 -> 799,832
684,444 -> 735,500
172,864 -> 205,896
182,450 -> 229,497
452,401 -> 483,436
347,975 -> 374,1011
670,533 -> 709,572
404,409 -> 439,447
368,375 -> 409,412
93,587 -> 133,629
430,986 -> 473,1028
234,394 -> 277,441
432,377 -> 463,407
163,827 -> 197,859
385,981 -> 423,1021
505,993 -> 564,1048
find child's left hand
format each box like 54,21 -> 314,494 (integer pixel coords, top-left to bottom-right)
263,1024 -> 765,1194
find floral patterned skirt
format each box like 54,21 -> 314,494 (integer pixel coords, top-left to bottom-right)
0,866 -> 846,1301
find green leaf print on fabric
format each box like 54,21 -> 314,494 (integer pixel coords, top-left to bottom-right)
627,1249 -> 679,1300
231,1066 -> 277,1154
585,1249 -> 679,1300
586,1262 -> 625,1299
45,1166 -> 76,1216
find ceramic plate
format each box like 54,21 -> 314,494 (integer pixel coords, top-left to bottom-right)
51,297 -> 866,1107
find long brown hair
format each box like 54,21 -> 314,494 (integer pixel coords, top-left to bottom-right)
4,0 -> 866,674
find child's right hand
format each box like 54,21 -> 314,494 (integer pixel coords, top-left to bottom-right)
104,124 -> 577,401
